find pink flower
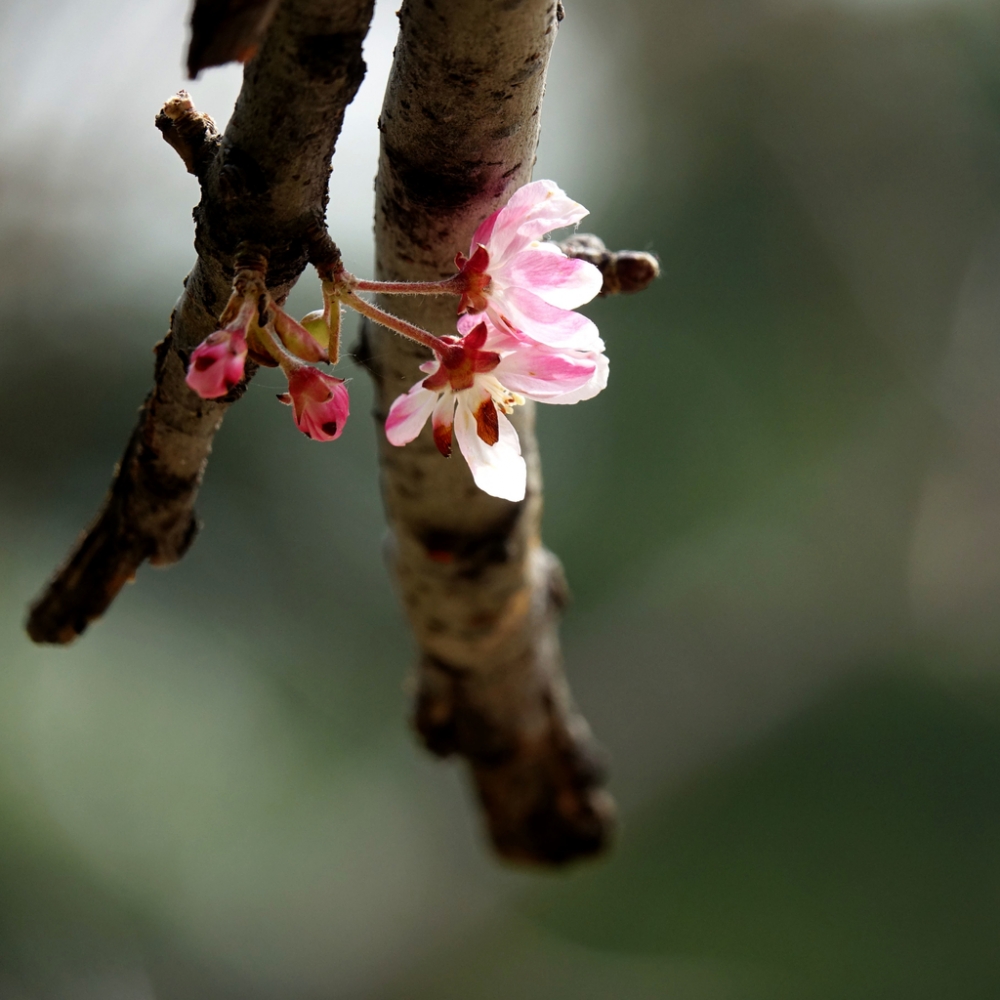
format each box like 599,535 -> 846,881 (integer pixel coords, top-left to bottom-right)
385,319 -> 607,502
282,366 -> 350,441
456,179 -> 605,352
185,307 -> 251,399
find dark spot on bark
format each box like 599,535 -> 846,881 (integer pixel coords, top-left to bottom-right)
509,55 -> 543,86
490,121 -> 520,140
417,504 -> 522,575
468,611 -> 497,630
217,143 -> 268,198
383,142 -> 491,215
556,1 -> 565,21
419,678 -> 516,765
296,32 -> 367,85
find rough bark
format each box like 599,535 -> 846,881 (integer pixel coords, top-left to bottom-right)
27,0 -> 374,644
361,0 -> 616,864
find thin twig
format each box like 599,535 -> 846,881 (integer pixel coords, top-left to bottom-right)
558,233 -> 660,297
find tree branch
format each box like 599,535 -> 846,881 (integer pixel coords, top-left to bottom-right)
558,233 -> 660,297
27,0 -> 375,644
362,0 -> 616,864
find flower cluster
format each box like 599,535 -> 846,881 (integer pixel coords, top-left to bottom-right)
183,180 -> 607,501
385,180 -> 606,501
184,268 -> 349,441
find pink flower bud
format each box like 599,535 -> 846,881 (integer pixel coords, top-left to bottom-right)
185,328 -> 248,399
286,366 -> 350,441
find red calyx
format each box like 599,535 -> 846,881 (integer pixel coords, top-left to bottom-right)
455,244 -> 492,315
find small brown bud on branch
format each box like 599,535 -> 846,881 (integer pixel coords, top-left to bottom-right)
154,91 -> 221,178
558,233 -> 660,297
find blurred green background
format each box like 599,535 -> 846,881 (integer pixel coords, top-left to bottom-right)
3,0 -> 1000,996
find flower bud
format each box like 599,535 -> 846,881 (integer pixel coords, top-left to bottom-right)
300,310 -> 328,348
185,328 -> 247,399
273,307 -> 328,363
286,366 -> 349,441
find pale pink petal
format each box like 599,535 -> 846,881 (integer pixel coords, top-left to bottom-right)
495,247 -> 603,310
457,312 -> 523,352
494,346 -> 599,402
538,350 -> 609,405
479,180 -> 589,263
454,391 -> 526,501
512,179 -> 589,232
385,383 -> 438,446
490,286 -> 604,352
470,208 -> 502,252
457,311 -> 490,337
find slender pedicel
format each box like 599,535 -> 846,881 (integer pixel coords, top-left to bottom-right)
340,290 -> 452,354
351,276 -> 465,296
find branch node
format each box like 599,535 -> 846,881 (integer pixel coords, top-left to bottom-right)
233,244 -> 269,278
308,225 -> 343,278
559,233 -> 660,297
155,90 -> 221,178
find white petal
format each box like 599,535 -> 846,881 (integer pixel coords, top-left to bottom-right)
454,393 -> 526,502
385,383 -> 438,446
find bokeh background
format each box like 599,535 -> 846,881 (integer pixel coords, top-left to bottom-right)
3,0 -> 1000,996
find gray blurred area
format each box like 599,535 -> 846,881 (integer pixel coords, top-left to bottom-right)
2,0 -> 1000,996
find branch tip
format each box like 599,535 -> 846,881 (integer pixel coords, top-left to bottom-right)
559,233 -> 660,297
155,91 -> 220,177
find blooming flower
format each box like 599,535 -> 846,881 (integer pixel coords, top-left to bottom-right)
456,179 -> 605,352
385,319 -> 606,502
185,302 -> 252,399
280,365 -> 350,441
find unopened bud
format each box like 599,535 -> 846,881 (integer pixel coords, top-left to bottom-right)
300,309 -> 328,348
273,307 -> 328,364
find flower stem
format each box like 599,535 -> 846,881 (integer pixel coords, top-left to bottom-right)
341,291 -> 449,354
352,276 -> 463,296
